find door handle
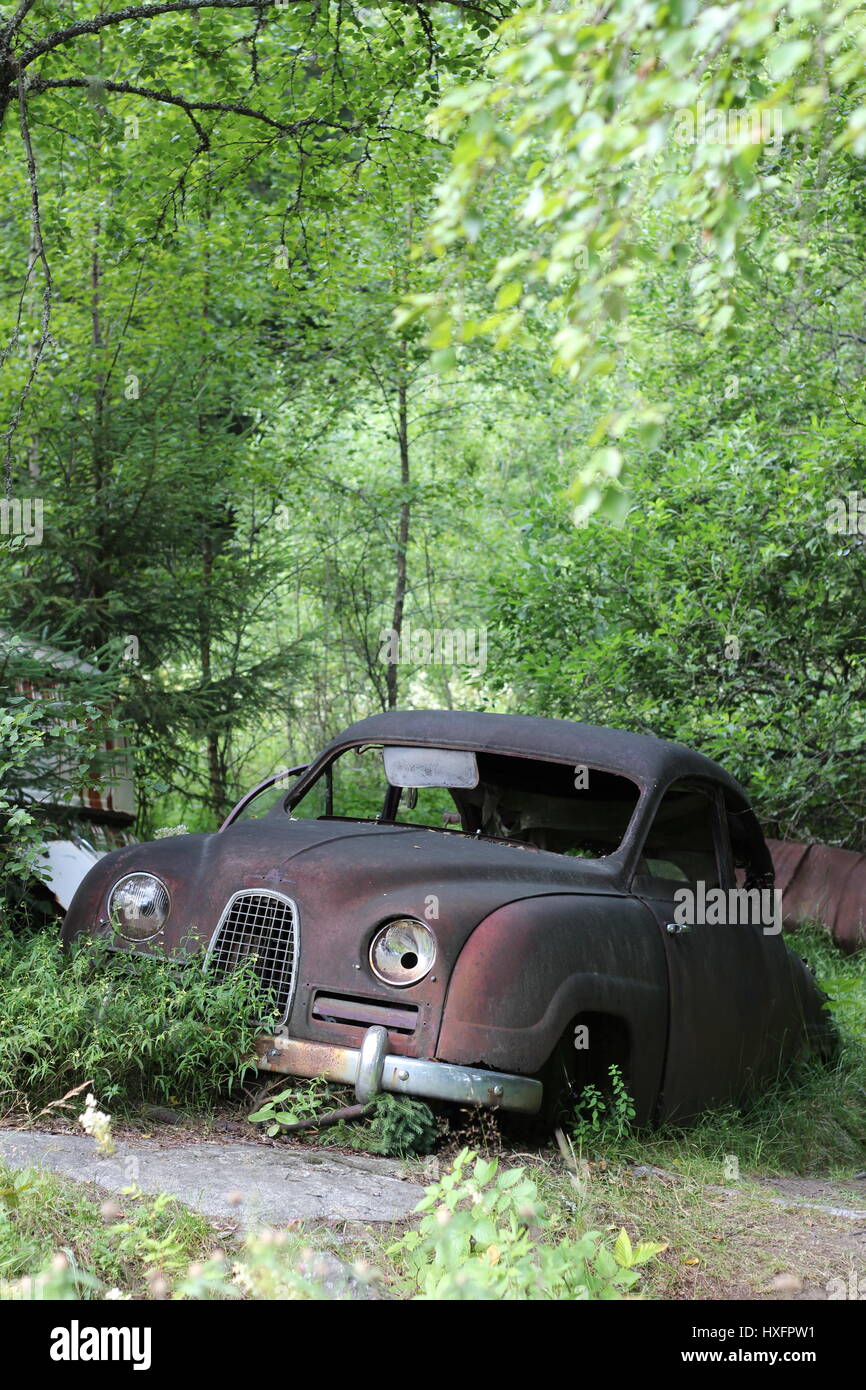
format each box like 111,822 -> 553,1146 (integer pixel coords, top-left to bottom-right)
665,922 -> 691,935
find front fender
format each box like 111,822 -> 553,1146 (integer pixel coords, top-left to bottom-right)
436,893 -> 668,1123
61,835 -> 214,956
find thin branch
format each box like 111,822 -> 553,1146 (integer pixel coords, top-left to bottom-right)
17,0 -> 504,69
0,0 -> 38,44
25,76 -> 360,139
2,73 -> 53,498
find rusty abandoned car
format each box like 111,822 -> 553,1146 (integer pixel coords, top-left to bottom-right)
62,711 -> 834,1125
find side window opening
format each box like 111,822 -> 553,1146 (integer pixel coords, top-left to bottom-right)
633,781 -> 723,894
726,797 -> 774,890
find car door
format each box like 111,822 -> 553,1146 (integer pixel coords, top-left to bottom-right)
631,778 -> 770,1123
726,792 -> 822,1070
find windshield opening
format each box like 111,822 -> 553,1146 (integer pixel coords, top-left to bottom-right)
286,744 -> 639,860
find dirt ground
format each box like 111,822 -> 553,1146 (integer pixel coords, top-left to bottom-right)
3,1107 -> 865,1299
590,1168 -> 866,1300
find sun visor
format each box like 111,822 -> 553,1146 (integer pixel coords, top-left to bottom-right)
383,745 -> 479,789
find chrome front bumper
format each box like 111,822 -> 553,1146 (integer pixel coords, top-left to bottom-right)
256,1025 -> 543,1115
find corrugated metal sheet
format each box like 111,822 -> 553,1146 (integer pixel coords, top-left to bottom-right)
768,839 -> 866,953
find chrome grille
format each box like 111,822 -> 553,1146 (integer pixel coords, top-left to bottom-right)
206,890 -> 298,1024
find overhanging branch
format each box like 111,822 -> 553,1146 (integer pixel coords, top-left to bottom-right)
17,0 -> 506,69
0,0 -> 38,45
25,75 -> 361,139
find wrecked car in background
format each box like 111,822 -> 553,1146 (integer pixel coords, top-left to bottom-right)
1,627 -> 136,915
62,711 -> 834,1125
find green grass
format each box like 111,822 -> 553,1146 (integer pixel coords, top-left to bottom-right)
0,1161 -> 217,1298
0,927 -> 263,1114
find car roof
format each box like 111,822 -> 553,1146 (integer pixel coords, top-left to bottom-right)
322,709 -> 746,797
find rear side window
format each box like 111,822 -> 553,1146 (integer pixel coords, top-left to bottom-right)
634,782 -> 721,892
726,796 -> 774,887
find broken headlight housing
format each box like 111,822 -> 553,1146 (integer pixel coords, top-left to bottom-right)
369,917 -> 436,987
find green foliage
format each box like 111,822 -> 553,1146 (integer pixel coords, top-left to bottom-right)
1,0 -> 865,851
389,1148 -> 666,1299
0,1148 -> 668,1301
0,1161 -> 368,1301
249,1076 -> 338,1136
0,929 -> 261,1112
0,705 -> 53,897
0,1161 -> 215,1299
0,1172 -> 34,1217
803,928 -> 866,1052
0,645 -> 124,928
249,1079 -> 438,1156
487,426 -> 866,846
108,1188 -> 215,1280
571,1063 -> 637,1155
0,1 -> 518,825
418,0 -> 866,511
363,1093 -> 439,1157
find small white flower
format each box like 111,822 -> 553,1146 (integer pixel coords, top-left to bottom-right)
78,1093 -> 115,1156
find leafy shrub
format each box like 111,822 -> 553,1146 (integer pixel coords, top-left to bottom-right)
362,1093 -> 438,1156
0,929 -> 262,1112
485,429 -> 866,848
796,924 -> 866,1052
0,1162 -> 215,1299
249,1080 -> 438,1156
389,1148 -> 666,1300
0,704 -> 78,931
571,1062 -> 637,1155
248,1076 -> 338,1134
0,707 -> 47,895
0,642 -> 123,931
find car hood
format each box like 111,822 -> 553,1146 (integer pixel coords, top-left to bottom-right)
62,814 -> 628,1058
64,813 -> 625,956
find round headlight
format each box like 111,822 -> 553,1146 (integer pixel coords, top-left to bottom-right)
108,873 -> 170,942
369,918 -> 436,987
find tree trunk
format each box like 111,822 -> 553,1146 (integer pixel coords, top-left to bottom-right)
386,362 -> 410,710
90,219 -> 111,648
197,211 -> 227,822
